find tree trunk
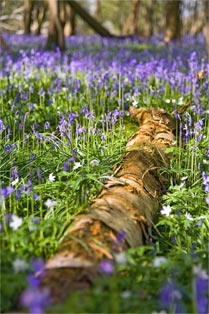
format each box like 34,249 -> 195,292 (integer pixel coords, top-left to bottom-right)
46,0 -> 65,51
33,1 -> 46,35
146,0 -> 154,37
203,0 -> 209,60
123,0 -> 140,35
164,0 -> 182,43
0,35 -> 10,51
67,0 -> 112,37
94,0 -> 101,21
41,107 -> 177,304
64,3 -> 76,36
23,0 -> 34,34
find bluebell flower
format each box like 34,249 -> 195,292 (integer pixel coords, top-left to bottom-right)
44,121 -> 50,130
20,287 -> 50,314
160,281 -> 184,313
0,119 -> 5,134
99,259 -> 115,274
193,265 -> 209,314
2,186 -> 14,197
202,171 -> 209,193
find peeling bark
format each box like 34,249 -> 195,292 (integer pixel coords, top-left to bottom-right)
41,107 -> 177,304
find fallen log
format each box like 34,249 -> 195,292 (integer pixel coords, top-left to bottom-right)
40,106 -> 177,304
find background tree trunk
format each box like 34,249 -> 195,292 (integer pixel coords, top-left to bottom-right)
94,0 -> 101,21
123,0 -> 140,35
164,0 -> 181,43
203,0 -> 209,59
23,0 -> 34,34
64,3 -> 76,36
46,0 -> 65,51
144,0 -> 154,37
41,107 -> 177,304
33,1 -> 46,35
0,34 -> 10,51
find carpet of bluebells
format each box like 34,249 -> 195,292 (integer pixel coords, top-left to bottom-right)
0,33 -> 209,313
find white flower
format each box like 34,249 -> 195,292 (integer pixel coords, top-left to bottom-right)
179,182 -> 185,189
153,256 -> 168,268
132,99 -> 138,107
11,177 -> 19,186
181,176 -> 188,181
178,97 -> 184,105
193,264 -> 209,279
73,162 -> 82,170
44,198 -> 57,209
120,290 -> 131,299
185,212 -> 194,221
48,173 -> 56,182
13,258 -> 28,273
115,252 -> 127,265
90,159 -> 100,167
9,214 -> 23,230
160,205 -> 172,216
165,99 -> 171,104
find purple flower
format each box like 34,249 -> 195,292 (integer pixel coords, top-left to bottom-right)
33,122 -> 39,130
22,91 -> 29,100
36,167 -> 42,180
63,157 -> 76,171
20,258 -> 48,313
202,171 -> 209,193
5,144 -> 16,153
38,87 -> 45,97
2,186 -> 14,197
194,266 -> 209,314
69,112 -> 78,124
33,194 -> 40,201
44,121 -> 50,130
195,276 -> 209,314
16,187 -> 23,200
76,124 -> 86,135
0,119 -> 5,134
5,213 -> 12,223
99,259 -> 115,274
63,161 -> 69,171
32,258 -> 45,273
20,287 -> 50,314
30,153 -> 36,161
28,275 -> 39,288
160,282 -> 183,313
116,230 -> 126,243
24,180 -> 33,194
11,166 -> 18,180
32,217 -> 40,224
